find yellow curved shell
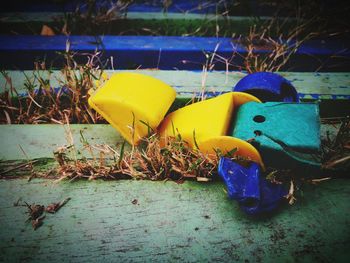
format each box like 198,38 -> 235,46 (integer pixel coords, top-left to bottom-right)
89,72 -> 176,145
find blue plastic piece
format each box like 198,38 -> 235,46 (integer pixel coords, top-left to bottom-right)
218,157 -> 288,215
233,72 -> 299,102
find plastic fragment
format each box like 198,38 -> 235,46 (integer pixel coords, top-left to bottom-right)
158,92 -> 263,165
218,157 -> 288,215
88,72 -> 176,145
233,72 -> 299,102
231,101 -> 321,171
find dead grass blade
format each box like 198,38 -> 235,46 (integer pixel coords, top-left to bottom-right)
321,117 -> 350,170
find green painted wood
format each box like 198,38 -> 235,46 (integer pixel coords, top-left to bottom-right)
1,70 -> 350,100
0,178 -> 349,262
0,122 -> 339,162
0,12 -> 279,37
0,124 -> 126,161
0,11 -> 283,23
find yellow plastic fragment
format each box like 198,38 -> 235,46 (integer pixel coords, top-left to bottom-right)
199,136 -> 264,167
158,92 -> 234,146
158,92 -> 263,166
88,72 -> 176,145
231,91 -> 261,107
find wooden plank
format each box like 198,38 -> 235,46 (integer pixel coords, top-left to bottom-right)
0,124 -> 126,161
0,11 -> 280,23
0,35 -> 349,71
0,122 -> 341,161
0,0 -> 335,18
0,12 -> 282,37
0,0 -> 223,14
0,178 -> 349,262
1,70 -> 349,100
0,12 -> 301,37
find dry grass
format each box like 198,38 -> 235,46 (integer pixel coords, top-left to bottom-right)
180,15 -> 319,75
321,117 -> 350,170
234,15 -> 317,73
53,132 -> 220,183
0,48 -> 105,124
61,0 -> 133,35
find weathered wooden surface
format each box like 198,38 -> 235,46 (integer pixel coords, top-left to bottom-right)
0,11 -> 281,22
0,124 -> 124,161
0,13 -> 282,39
0,0 -> 223,14
1,35 -> 349,71
0,91 -> 348,262
1,70 -> 350,100
0,122 -> 342,162
0,178 -> 349,262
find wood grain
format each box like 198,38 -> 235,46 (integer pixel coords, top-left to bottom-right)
0,36 -> 349,71
1,70 -> 350,100
0,178 -> 349,262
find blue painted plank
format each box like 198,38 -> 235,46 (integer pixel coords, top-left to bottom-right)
127,0 -> 219,13
0,0 -> 346,19
0,0 -> 81,12
0,0 -> 221,14
0,35 -> 349,71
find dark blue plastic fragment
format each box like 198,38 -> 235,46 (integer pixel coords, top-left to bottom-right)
218,157 -> 288,215
233,72 -> 299,102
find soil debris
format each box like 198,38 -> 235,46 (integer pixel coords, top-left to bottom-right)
45,198 -> 71,214
25,202 -> 45,221
16,198 -> 71,230
32,216 -> 45,230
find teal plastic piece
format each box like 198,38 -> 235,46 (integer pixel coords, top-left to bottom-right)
231,102 -> 321,171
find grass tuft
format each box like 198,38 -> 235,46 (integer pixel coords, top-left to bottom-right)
0,49 -> 105,124
53,132 -> 220,183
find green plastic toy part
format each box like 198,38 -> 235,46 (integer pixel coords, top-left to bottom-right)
231,102 -> 321,171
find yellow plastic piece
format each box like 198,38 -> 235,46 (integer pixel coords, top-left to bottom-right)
158,92 -> 263,166
88,72 -> 176,145
232,91 -> 261,107
199,136 -> 264,167
158,92 -> 234,146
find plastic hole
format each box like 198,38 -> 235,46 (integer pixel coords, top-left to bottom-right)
241,198 -> 259,208
280,82 -> 297,102
253,115 -> 266,123
254,130 -> 262,136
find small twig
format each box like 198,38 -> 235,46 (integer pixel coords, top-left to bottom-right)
45,197 -> 71,214
310,177 -> 331,184
285,180 -> 296,205
18,145 -> 37,181
0,160 -> 39,176
13,197 -> 22,207
323,155 -> 350,169
32,215 -> 45,230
